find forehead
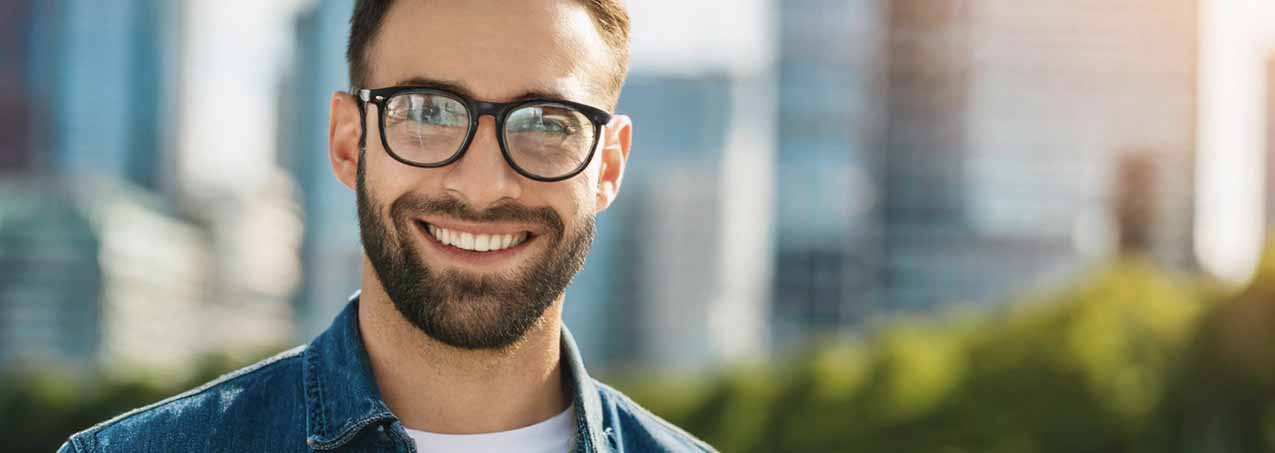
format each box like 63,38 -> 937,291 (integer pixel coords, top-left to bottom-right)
368,0 -> 610,106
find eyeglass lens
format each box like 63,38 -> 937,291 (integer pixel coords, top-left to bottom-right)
381,92 -> 596,179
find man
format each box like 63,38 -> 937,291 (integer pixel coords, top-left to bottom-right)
59,1 -> 715,451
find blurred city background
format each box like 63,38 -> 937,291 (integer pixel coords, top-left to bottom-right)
4,0 -> 1275,451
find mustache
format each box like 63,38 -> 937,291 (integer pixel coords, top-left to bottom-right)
389,194 -> 565,238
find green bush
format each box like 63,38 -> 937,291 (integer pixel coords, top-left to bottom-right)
10,249 -> 1275,452
0,351 -> 275,452
618,256 -> 1268,452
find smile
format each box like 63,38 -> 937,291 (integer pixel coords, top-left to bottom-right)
425,223 -> 530,252
418,219 -> 538,259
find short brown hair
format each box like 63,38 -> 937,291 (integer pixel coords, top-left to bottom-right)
346,0 -> 630,107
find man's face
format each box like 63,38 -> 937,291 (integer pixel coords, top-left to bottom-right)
343,0 -> 629,350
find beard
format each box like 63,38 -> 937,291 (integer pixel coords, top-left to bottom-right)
355,153 -> 595,350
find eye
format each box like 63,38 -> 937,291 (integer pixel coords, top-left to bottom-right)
509,108 -> 579,135
388,93 -> 467,127
535,116 -> 574,134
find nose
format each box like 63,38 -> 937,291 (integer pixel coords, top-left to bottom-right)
441,116 -> 523,210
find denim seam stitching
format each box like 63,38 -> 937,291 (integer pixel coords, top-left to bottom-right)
595,382 -> 717,452
572,390 -> 595,453
73,433 -> 92,453
305,345 -> 327,441
308,413 -> 397,451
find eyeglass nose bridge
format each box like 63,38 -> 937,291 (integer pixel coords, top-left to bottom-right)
452,101 -> 515,171
461,101 -> 515,155
469,101 -> 511,123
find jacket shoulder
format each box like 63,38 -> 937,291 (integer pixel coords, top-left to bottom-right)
60,345 -> 308,453
594,381 -> 718,453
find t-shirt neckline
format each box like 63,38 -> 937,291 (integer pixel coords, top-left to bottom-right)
403,405 -> 575,452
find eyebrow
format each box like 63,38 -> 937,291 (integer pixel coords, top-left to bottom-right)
392,76 -> 573,103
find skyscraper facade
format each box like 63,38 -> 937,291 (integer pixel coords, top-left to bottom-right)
575,73 -> 745,369
0,0 -> 214,374
772,0 -> 886,344
883,0 -> 1198,309
774,0 -> 1200,340
26,0 -> 181,190
282,0 -> 363,339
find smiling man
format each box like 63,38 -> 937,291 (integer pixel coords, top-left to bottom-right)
58,1 -> 714,452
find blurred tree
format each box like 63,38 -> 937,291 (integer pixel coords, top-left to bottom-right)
621,255 -> 1218,452
1162,243 -> 1275,452
0,349 -> 279,452
15,247 -> 1275,452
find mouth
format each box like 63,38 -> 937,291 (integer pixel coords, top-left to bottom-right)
413,219 -> 539,266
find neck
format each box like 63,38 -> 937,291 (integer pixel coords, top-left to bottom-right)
357,259 -> 569,434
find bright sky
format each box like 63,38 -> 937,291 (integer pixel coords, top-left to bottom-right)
626,0 -> 773,74
1197,0 -> 1275,285
177,0 -> 312,197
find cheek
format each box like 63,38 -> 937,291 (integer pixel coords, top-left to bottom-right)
570,171 -> 599,216
573,161 -> 603,211
367,150 -> 448,203
526,177 -> 594,227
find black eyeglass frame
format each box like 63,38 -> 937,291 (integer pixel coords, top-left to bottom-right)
356,86 -> 614,182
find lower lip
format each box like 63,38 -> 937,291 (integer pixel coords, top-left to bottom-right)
414,221 -> 536,267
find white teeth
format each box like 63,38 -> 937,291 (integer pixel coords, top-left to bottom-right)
426,224 -> 529,252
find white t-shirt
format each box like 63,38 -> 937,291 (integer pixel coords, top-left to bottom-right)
404,406 -> 575,453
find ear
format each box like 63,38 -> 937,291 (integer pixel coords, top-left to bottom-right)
329,91 -> 363,191
595,114 -> 632,213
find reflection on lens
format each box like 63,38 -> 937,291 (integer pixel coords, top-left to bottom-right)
384,92 -> 470,164
504,103 -> 595,179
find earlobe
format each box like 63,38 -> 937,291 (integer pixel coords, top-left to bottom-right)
329,91 -> 362,191
596,174 -> 616,209
594,115 -> 632,213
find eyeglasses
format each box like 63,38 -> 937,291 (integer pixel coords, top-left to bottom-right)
356,86 -> 613,182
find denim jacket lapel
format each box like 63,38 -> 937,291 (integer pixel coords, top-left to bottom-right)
302,292 -> 611,451
560,325 -> 611,452
302,294 -> 397,450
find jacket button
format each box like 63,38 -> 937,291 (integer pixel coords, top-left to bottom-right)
374,424 -> 393,446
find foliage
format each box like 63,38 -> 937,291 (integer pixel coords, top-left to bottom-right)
0,351 -> 275,452
618,256 -> 1272,452
9,250 -> 1275,452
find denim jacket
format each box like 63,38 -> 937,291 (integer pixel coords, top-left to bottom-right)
58,294 -> 715,452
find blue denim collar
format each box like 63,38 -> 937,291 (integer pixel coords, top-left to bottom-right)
302,292 -> 609,452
